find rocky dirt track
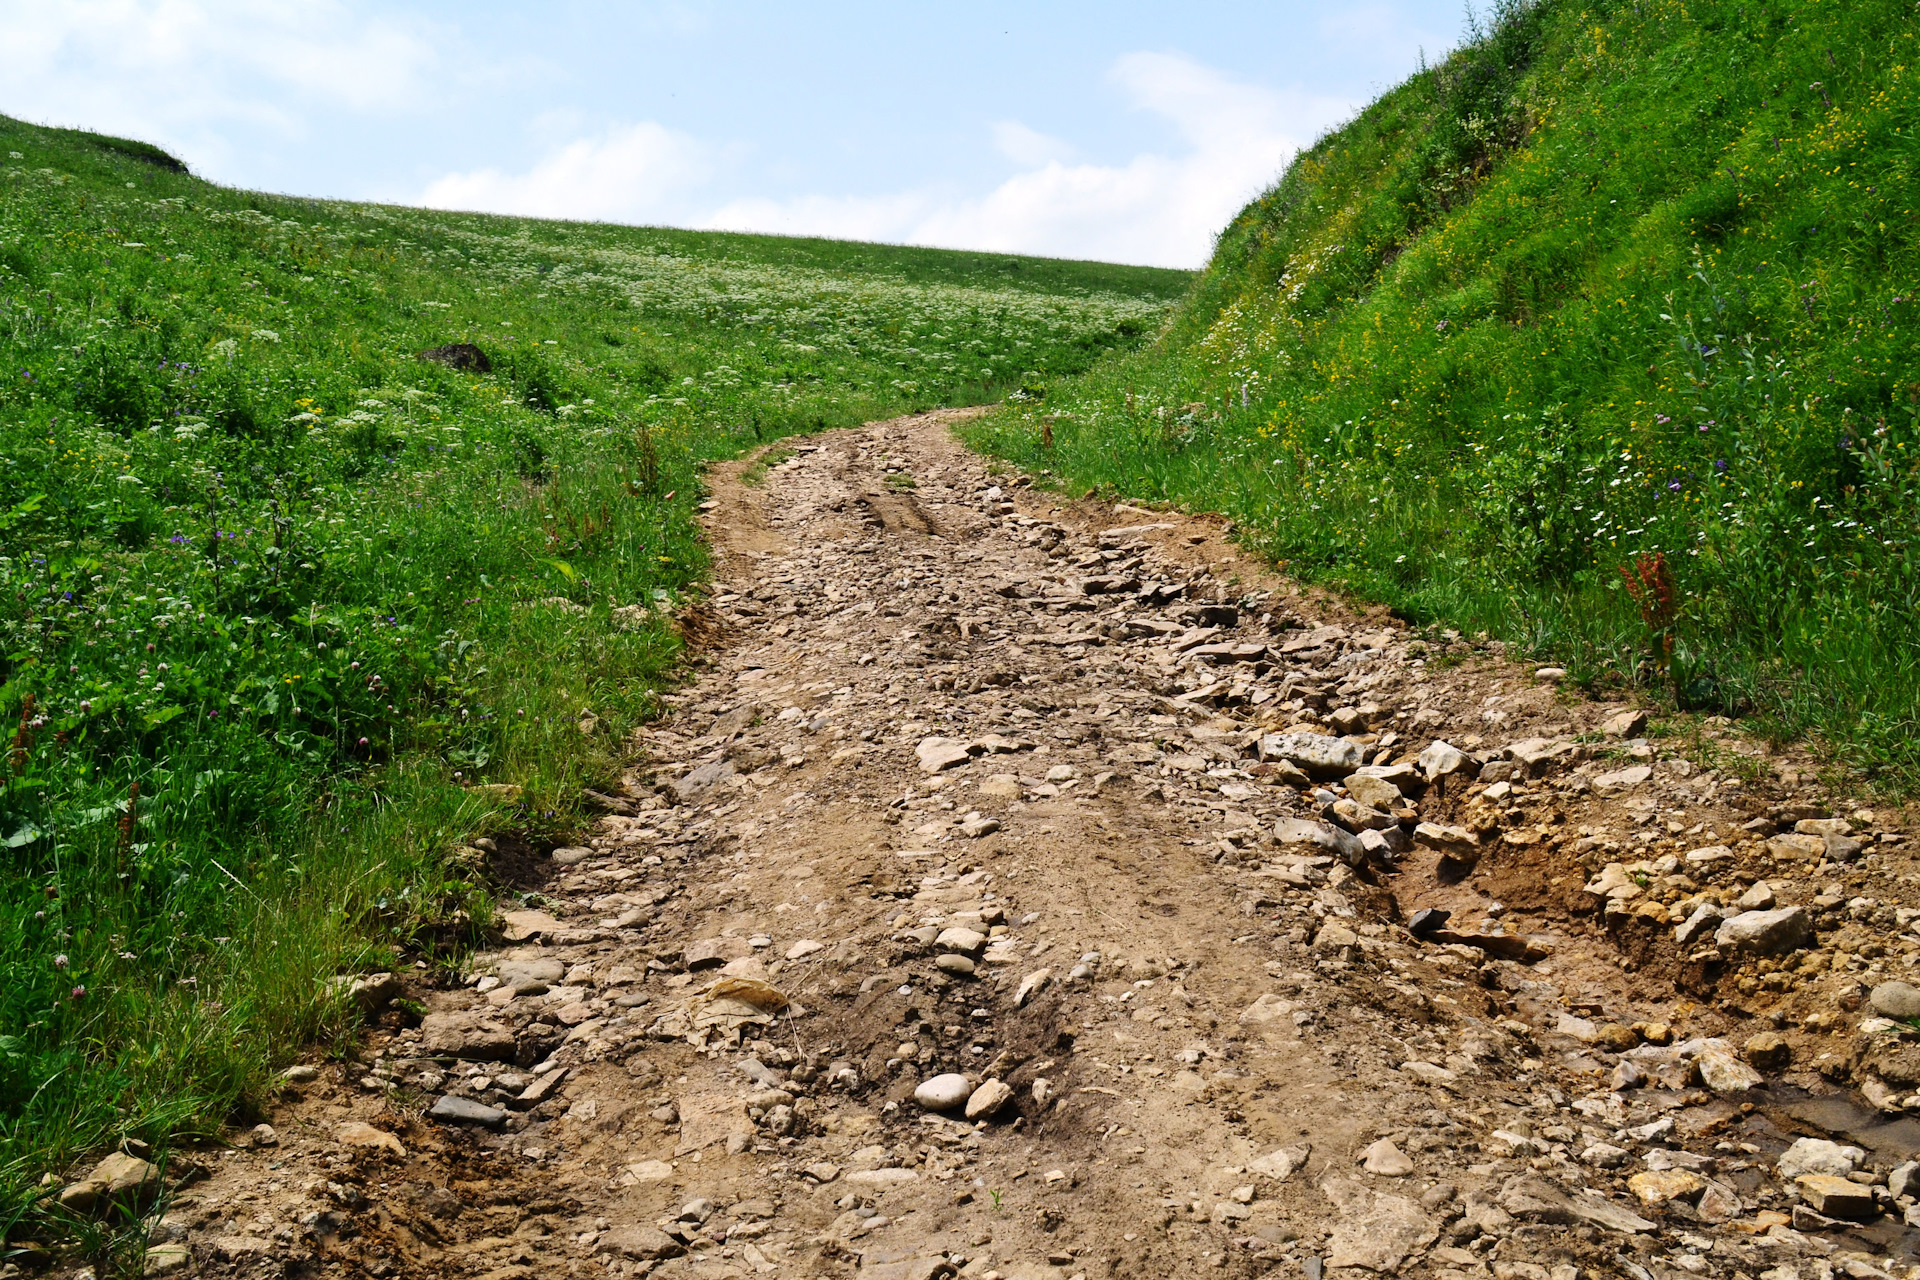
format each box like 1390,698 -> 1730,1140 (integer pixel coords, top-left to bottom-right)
97,411 -> 1920,1280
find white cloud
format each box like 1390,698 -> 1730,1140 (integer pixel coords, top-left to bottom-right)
405,51 -> 1345,268
10,8 -> 1349,270
0,0 -> 449,175
1317,4 -> 1453,74
991,120 -> 1074,168
707,53 -> 1352,268
417,122 -> 717,222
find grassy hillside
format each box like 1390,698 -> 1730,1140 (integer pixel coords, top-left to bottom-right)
0,110 -> 1191,1232
970,0 -> 1920,784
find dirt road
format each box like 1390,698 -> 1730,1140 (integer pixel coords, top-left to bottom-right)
136,412 -> 1920,1280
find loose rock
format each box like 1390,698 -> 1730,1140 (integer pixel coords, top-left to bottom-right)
1360,1138 -> 1414,1176
913,1074 -> 973,1111
429,1096 -> 508,1129
336,1122 -> 406,1157
1777,1138 -> 1863,1179
915,738 -> 973,773
1871,981 -> 1920,1020
1714,905 -> 1812,955
965,1078 -> 1014,1120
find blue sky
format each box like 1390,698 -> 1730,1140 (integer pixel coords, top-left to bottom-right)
6,2 -> 1464,267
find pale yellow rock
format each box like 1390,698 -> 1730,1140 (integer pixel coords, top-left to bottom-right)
336,1121 -> 406,1158
1628,1169 -> 1705,1205
1361,1138 -> 1415,1176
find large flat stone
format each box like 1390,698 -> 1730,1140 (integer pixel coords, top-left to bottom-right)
418,1012 -> 518,1061
1797,1174 -> 1876,1220
496,958 -> 565,987
429,1095 -> 508,1129
1415,822 -> 1477,854
88,1152 -> 159,1200
673,760 -> 736,800
1345,773 -> 1404,811
1714,905 -> 1812,955
1259,732 -> 1364,778
1506,736 -> 1575,776
336,1122 -> 406,1157
498,909 -> 563,942
1321,1178 -> 1436,1271
1500,1173 -> 1654,1233
1777,1138 -> 1863,1179
1595,765 -> 1653,791
595,1226 -> 684,1260
858,1258 -> 957,1280
1768,832 -> 1826,860
1274,816 -> 1364,865
684,936 -> 753,970
513,1067 -> 569,1109
915,737 -> 973,772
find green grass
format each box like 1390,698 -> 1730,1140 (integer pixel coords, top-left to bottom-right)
967,0 -> 1920,788
738,442 -> 796,487
0,111 -> 1191,1246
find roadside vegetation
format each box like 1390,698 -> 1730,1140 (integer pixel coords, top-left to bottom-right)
0,110 -> 1191,1235
969,0 -> 1920,786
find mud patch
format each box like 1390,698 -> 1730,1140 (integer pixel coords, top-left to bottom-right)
485,832 -> 560,894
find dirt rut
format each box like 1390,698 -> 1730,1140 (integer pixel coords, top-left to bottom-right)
140,411 -> 1920,1280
